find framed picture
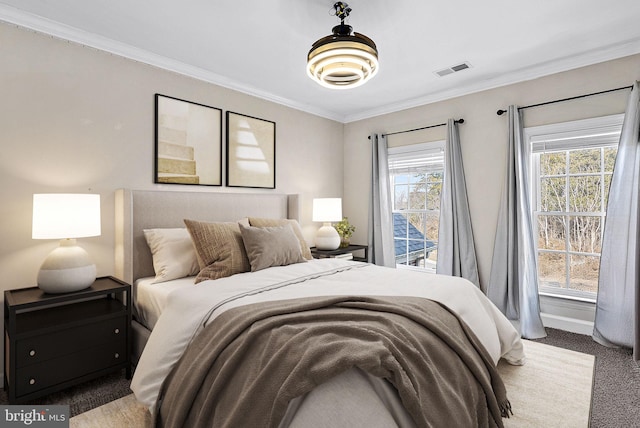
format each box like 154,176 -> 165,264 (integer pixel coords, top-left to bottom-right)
226,111 -> 276,189
154,94 -> 222,186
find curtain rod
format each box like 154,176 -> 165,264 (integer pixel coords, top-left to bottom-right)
496,85 -> 633,116
368,118 -> 464,139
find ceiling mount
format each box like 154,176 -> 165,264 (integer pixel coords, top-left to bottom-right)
307,2 -> 379,90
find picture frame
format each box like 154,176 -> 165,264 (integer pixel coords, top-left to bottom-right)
226,111 -> 276,189
154,94 -> 222,186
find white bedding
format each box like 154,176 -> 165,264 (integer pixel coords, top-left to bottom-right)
134,276 -> 195,329
131,259 -> 525,412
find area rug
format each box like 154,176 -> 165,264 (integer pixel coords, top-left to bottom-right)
70,340 -> 594,428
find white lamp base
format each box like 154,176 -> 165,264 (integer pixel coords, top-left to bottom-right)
315,223 -> 340,250
37,239 -> 96,293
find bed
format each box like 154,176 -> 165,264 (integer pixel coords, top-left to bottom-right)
115,189 -> 525,427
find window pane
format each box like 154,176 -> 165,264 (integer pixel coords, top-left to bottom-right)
425,212 -> 439,243
569,176 -> 601,212
394,184 -> 408,210
538,252 -> 566,289
426,183 -> 441,210
569,254 -> 599,294
604,147 -> 617,172
540,152 -> 566,176
568,216 -> 602,254
537,215 -> 566,251
408,184 -> 426,210
541,177 -> 565,211
394,239 -> 408,265
604,173 -> 613,207
394,174 -> 409,184
569,149 -> 600,174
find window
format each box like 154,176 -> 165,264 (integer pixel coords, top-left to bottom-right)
388,141 -> 444,271
526,115 -> 623,300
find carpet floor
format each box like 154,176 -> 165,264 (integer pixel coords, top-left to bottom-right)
534,328 -> 640,428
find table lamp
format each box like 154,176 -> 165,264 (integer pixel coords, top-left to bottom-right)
312,198 -> 342,250
32,193 -> 101,293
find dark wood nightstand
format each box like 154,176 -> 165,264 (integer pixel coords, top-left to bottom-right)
310,244 -> 369,262
3,276 -> 131,404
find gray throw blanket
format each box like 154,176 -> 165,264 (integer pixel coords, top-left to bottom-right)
156,296 -> 511,428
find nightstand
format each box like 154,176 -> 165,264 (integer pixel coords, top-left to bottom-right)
310,244 -> 369,262
3,276 -> 131,404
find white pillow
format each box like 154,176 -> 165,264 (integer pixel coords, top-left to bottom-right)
143,228 -> 200,283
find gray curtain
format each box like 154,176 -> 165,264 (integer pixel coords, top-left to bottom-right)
593,81 -> 640,362
368,133 -> 395,267
436,119 -> 480,288
488,106 -> 546,339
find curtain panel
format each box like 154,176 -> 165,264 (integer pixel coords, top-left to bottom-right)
368,133 -> 396,267
436,119 -> 480,288
594,81 -> 640,361
488,106 -> 546,339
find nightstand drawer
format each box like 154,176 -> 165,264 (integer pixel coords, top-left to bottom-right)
15,339 -> 127,397
15,316 -> 126,368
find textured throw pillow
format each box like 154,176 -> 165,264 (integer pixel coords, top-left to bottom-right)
239,223 -> 306,272
184,219 -> 251,284
248,217 -> 313,260
143,228 -> 200,284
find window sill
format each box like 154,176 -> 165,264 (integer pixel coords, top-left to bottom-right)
539,291 -> 596,304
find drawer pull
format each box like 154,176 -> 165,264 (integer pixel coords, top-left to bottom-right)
114,353 -> 120,359
114,328 -> 120,334
29,378 -> 36,385
29,350 -> 36,357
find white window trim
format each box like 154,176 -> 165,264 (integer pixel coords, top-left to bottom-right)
524,114 -> 624,302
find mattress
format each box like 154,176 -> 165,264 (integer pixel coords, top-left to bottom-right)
134,276 -> 195,330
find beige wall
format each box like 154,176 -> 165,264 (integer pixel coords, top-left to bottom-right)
0,23 -> 344,295
344,54 -> 640,290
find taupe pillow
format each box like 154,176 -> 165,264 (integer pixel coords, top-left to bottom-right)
248,217 -> 312,260
184,219 -> 250,283
239,223 -> 306,272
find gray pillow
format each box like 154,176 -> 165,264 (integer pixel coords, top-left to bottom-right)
239,223 -> 306,272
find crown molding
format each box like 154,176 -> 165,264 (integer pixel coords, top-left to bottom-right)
344,37 -> 640,123
0,4 -> 344,122
2,4 -> 639,125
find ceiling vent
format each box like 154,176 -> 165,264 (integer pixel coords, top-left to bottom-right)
434,62 -> 472,77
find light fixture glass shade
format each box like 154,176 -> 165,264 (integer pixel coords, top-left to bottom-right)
313,198 -> 342,250
32,194 -> 101,293
307,4 -> 378,90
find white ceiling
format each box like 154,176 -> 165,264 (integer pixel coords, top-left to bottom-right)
2,0 -> 640,123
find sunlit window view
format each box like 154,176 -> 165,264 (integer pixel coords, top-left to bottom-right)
388,142 -> 444,272
529,116 -> 622,300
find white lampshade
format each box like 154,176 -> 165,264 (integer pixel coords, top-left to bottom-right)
32,194 -> 101,293
313,198 -> 342,250
312,198 -> 342,222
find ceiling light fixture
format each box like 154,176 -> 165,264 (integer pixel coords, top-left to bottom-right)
307,2 -> 379,90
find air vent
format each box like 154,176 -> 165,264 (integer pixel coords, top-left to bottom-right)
434,62 -> 472,77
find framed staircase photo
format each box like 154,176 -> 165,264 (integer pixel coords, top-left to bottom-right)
154,94 -> 222,186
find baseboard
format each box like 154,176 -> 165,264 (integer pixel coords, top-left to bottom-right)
541,312 -> 594,336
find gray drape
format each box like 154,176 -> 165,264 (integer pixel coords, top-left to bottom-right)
436,119 -> 480,288
593,82 -> 640,362
488,106 -> 546,339
368,133 -> 395,267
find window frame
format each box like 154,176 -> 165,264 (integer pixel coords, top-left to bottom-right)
388,140 -> 445,273
524,114 -> 624,302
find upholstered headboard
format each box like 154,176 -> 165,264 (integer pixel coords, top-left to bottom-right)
114,189 -> 300,285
